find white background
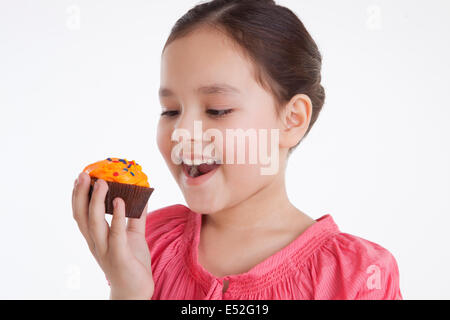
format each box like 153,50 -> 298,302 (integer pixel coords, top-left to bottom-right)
1,0 -> 449,299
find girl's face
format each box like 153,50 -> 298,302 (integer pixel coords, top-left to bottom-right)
157,27 -> 286,214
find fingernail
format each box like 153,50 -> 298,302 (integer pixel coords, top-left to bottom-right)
74,178 -> 78,187
113,198 -> 118,208
78,172 -> 84,184
94,180 -> 99,190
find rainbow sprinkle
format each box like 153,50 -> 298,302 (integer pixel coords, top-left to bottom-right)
104,157 -> 142,179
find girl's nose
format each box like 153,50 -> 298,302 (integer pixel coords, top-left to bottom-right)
172,111 -> 218,160
173,109 -> 208,141
174,109 -> 196,133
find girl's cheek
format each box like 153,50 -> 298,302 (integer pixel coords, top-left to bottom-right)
156,122 -> 172,162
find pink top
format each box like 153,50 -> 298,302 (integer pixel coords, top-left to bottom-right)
145,204 -> 403,300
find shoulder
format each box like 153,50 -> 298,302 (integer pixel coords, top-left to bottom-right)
146,204 -> 191,230
145,204 -> 191,253
306,231 -> 403,299
324,232 -> 399,268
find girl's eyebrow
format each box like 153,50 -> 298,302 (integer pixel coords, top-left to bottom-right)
159,83 -> 241,98
197,83 -> 241,95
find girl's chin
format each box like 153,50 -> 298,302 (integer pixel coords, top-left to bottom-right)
183,192 -> 224,214
188,204 -> 216,215
174,166 -> 224,213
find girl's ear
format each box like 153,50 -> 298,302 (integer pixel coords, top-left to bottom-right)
279,94 -> 312,149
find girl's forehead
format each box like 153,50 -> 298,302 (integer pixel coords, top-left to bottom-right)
160,27 -> 267,101
161,28 -> 253,75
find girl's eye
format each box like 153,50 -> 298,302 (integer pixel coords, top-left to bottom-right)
160,109 -> 233,118
206,109 -> 233,117
160,110 -> 179,117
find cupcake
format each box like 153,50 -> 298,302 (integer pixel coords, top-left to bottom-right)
83,157 -> 154,218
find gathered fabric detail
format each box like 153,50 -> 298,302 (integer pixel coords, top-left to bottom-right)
146,204 -> 402,300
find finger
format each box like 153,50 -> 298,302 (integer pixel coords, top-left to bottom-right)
72,172 -> 96,254
126,202 -> 148,235
109,197 -> 128,253
88,178 -> 110,257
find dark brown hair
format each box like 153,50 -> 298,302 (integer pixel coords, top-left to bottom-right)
163,0 -> 325,152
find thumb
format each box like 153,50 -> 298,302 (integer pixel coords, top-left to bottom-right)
126,202 -> 148,235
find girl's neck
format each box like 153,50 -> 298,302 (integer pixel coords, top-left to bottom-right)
203,170 -> 310,235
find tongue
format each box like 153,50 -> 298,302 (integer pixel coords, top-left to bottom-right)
197,163 -> 220,175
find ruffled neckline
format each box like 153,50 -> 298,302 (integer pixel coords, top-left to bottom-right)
182,209 -> 341,295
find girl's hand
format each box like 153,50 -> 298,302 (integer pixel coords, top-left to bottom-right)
71,172 -> 154,300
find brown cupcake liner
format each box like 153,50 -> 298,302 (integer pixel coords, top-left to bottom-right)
88,178 -> 154,219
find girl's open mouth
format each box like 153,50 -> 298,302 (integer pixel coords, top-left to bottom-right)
181,160 -> 221,185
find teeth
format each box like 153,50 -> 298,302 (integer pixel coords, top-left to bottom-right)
183,159 -> 206,165
183,159 -> 217,166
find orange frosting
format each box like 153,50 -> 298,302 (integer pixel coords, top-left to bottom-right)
83,157 -> 150,188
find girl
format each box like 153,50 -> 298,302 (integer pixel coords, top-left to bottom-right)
72,0 -> 402,300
